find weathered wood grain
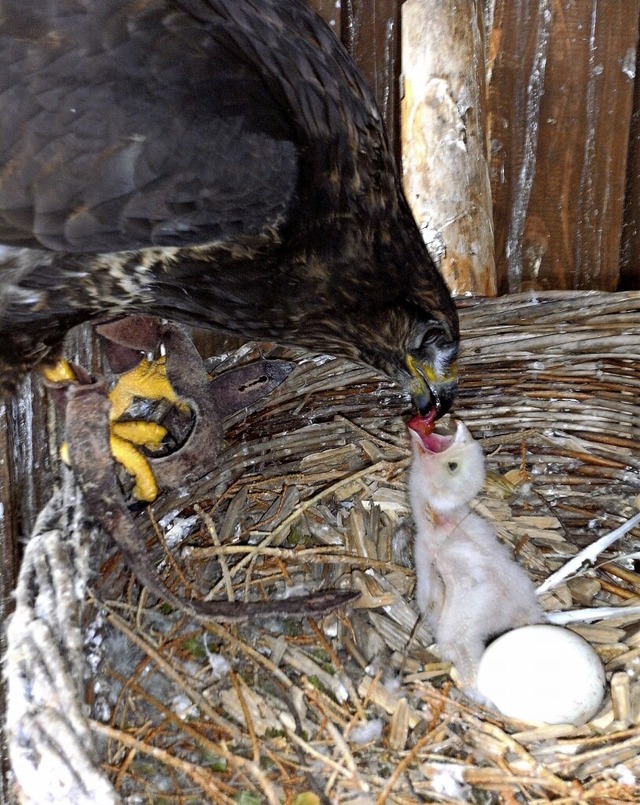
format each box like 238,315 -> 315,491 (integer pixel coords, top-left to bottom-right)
488,0 -> 640,293
621,37 -> 640,291
0,402 -> 19,805
0,378 -> 54,805
341,0 -> 403,160
401,0 -> 497,297
0,325 -> 100,545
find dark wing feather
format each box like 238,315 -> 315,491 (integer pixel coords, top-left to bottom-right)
0,0 -> 459,411
0,0 -> 299,252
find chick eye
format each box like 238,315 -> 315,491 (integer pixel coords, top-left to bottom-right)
447,461 -> 459,473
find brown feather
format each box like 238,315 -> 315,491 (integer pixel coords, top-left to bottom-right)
0,0 -> 458,407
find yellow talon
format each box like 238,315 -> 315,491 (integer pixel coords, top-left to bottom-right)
111,420 -> 168,450
107,357 -> 187,500
48,355 -> 184,502
110,433 -> 159,502
108,356 -> 185,421
43,358 -> 77,383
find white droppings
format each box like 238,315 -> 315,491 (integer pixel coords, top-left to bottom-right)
159,509 -> 180,528
204,647 -> 231,681
615,764 -> 636,786
427,762 -> 467,799
171,694 -> 198,720
164,514 -> 199,548
348,719 -> 383,744
383,675 -> 402,695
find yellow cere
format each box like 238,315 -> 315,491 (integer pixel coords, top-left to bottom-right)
406,353 -> 457,386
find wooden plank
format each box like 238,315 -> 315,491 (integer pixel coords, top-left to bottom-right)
488,0 -> 640,293
8,382 -> 53,532
341,0 -> 403,160
620,35 -> 640,291
0,406 -> 19,596
401,0 -> 497,297
0,402 -> 19,804
0,377 -> 53,803
308,0 -> 341,37
0,324 -> 100,793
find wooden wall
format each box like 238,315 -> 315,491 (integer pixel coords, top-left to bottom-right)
487,0 -> 640,293
312,0 -> 640,293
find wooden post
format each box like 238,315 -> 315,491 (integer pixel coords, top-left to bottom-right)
401,0 -> 497,297
0,323 -> 101,795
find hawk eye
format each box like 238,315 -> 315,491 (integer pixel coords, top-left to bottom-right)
410,324 -> 441,353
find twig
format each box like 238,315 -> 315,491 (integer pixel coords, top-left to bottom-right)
195,502 -> 235,602
537,512 -> 640,593
375,728 -> 443,805
90,720 -> 236,805
147,507 -> 194,594
230,670 -> 260,763
546,605 -> 640,625
308,619 -> 366,722
204,621 -> 293,690
279,723 -> 355,780
98,603 -> 241,740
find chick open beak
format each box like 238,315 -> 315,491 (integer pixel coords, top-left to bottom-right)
406,355 -> 458,418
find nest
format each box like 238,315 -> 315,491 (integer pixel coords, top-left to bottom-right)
5,290 -> 640,804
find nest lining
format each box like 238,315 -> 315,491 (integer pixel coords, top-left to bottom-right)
5,290 -> 640,804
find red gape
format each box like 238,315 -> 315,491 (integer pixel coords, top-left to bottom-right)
406,408 -> 437,447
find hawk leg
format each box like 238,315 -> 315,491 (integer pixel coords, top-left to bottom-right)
46,316 -> 294,501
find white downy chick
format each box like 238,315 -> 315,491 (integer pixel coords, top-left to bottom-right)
408,419 -> 543,688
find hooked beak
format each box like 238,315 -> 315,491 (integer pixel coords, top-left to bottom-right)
406,355 -> 458,418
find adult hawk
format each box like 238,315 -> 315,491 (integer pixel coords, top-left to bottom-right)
0,0 -> 459,414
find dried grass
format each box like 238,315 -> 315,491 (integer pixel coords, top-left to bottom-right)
86,291 -> 640,803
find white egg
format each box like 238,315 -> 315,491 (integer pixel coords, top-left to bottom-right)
476,624 -> 606,725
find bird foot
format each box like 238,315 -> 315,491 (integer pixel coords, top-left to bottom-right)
45,315 -> 295,501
